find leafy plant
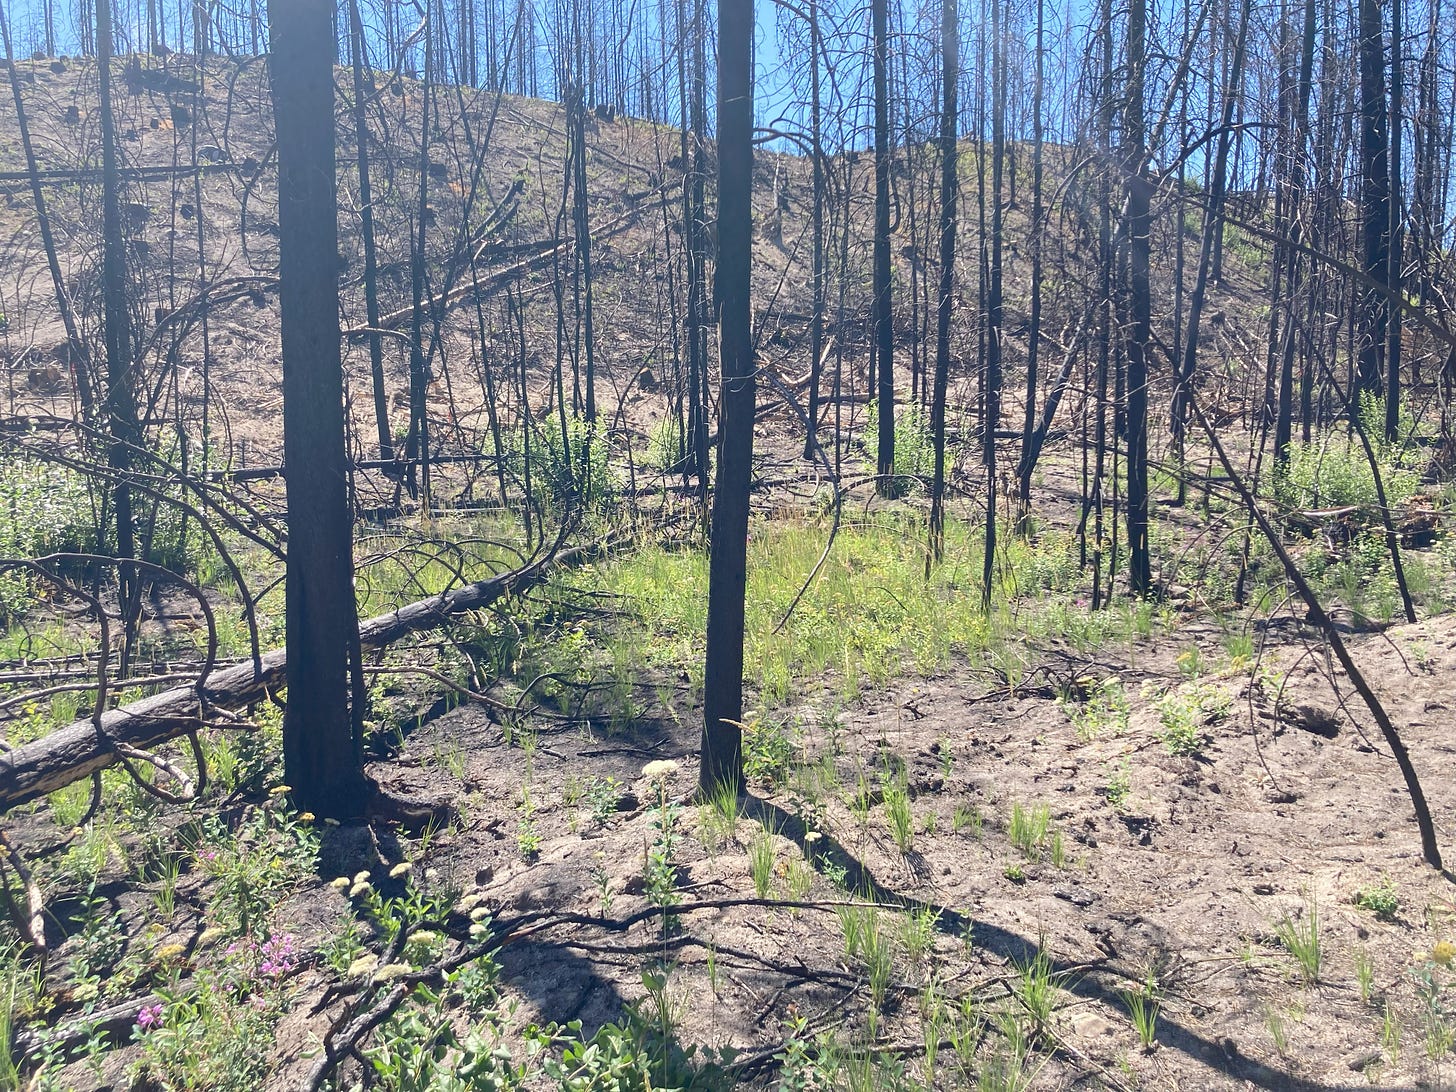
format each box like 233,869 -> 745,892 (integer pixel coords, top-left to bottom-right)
1156,682 -> 1230,757
1060,677 -> 1130,740
1354,877 -> 1400,920
743,716 -> 796,788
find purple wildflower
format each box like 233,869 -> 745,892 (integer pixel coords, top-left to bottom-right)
258,933 -> 298,977
136,1003 -> 164,1030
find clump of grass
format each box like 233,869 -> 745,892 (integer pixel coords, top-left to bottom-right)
1354,946 -> 1375,1004
748,827 -> 775,899
1009,802 -> 1051,859
1010,946 -> 1062,1042
1121,973 -> 1161,1050
883,780 -> 914,854
1274,890 -> 1322,985
952,803 -> 982,838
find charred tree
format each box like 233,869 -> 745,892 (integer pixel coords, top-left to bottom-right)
268,0 -> 373,818
871,0 -> 895,492
699,0 -> 753,796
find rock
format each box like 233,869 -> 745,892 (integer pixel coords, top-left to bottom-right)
474,865 -> 494,886
1345,1048 -> 1382,1071
1054,884 -> 1095,907
1285,701 -> 1340,738
1071,1012 -> 1115,1038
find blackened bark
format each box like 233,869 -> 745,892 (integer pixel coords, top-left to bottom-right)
927,0 -> 957,568
348,0 -> 391,461
97,0 -> 142,662
1356,0 -> 1390,400
269,0 -> 372,818
699,0 -> 752,796
872,0 -> 895,491
1123,0 -> 1153,596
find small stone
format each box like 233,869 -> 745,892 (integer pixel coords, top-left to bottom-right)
475,865 -> 494,886
1071,1013 -> 1115,1038
1345,1048 -> 1382,1071
1054,885 -> 1095,908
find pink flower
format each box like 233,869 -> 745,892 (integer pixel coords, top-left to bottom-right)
258,933 -> 298,977
136,1003 -> 164,1030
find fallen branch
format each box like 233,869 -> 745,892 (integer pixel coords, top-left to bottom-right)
0,534 -> 625,813
0,828 -> 45,959
1188,393 -> 1443,870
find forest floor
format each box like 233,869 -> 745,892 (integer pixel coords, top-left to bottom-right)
14,505 -> 1456,1092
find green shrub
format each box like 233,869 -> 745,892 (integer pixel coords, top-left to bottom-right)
1276,395 -> 1422,513
0,458 -> 98,616
863,400 -> 936,483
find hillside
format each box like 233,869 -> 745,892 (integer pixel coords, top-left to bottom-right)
0,49 -> 1454,1092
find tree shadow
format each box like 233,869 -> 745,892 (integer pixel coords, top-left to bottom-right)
744,794 -> 1381,1092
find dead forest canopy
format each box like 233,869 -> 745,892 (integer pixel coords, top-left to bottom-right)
2,0 -> 1456,1088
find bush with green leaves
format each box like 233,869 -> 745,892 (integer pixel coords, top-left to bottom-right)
863,400 -> 936,483
0,459 -> 97,616
505,414 -> 614,515
1275,394 -> 1423,514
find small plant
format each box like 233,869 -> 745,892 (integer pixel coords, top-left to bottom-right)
899,906 -> 941,975
1009,801 -> 1052,859
1264,1004 -> 1290,1054
1103,767 -> 1131,808
784,857 -> 815,902
1048,829 -> 1066,869
581,775 -> 623,828
643,788 -> 680,923
512,813 -> 540,856
1353,877 -> 1400,920
749,827 -> 775,899
1003,862 -> 1026,883
1175,646 -> 1204,679
952,803 -> 983,838
1061,676 -> 1130,740
591,854 -> 613,916
742,715 -> 796,787
1010,947 -> 1061,1041
698,781 -> 742,853
937,740 -> 954,779
1122,974 -> 1161,1051
1274,890 -> 1322,985
1223,630 -> 1256,668
1355,946 -> 1376,1004
1156,682 -> 1229,757
1381,999 -> 1401,1061
1412,959 -> 1455,1060
883,780 -> 914,854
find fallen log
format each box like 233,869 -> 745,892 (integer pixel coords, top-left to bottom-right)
0,536 -> 614,813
